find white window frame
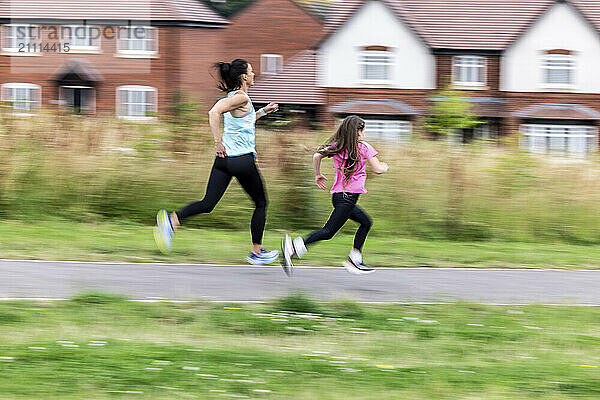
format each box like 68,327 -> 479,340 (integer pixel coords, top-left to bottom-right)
521,124 -> 597,157
2,24 -> 40,53
116,85 -> 157,120
1,83 -> 41,114
117,26 -> 157,55
260,54 -> 283,74
452,56 -> 486,87
61,25 -> 100,51
359,51 -> 394,84
541,55 -> 576,89
363,119 -> 411,142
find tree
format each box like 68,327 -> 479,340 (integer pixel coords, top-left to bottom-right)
427,88 -> 484,239
426,87 -> 481,141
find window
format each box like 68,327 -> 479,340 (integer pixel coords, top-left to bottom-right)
359,51 -> 394,83
363,119 -> 411,142
473,123 -> 497,140
452,56 -> 486,86
542,55 -> 575,88
1,83 -> 41,112
2,24 -> 40,52
116,85 -> 157,120
458,123 -> 498,144
117,26 -> 157,55
260,54 -> 282,74
521,124 -> 597,157
61,25 -> 100,51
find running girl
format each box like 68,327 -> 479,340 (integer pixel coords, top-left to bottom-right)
281,115 -> 389,275
154,59 -> 279,265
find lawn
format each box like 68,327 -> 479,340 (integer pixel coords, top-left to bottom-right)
2,219 -> 600,268
0,293 -> 598,399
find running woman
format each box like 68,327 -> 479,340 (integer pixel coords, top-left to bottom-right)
154,58 -> 280,265
281,115 -> 389,275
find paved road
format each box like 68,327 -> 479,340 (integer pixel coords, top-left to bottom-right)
1,260 -> 600,304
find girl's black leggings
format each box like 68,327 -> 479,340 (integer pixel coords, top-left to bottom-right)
304,192 -> 372,251
176,153 -> 267,244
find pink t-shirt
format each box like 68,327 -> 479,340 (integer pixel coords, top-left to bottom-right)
329,141 -> 378,194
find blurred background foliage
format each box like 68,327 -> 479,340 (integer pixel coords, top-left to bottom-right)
2,100 -> 600,245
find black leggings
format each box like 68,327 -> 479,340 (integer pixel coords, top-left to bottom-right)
176,153 -> 267,244
304,192 -> 372,251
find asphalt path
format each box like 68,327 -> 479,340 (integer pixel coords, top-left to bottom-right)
1,260 -> 600,304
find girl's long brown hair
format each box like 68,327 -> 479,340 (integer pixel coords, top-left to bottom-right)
317,115 -> 365,185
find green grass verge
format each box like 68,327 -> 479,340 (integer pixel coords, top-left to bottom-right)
0,293 -> 599,399
2,219 -> 600,268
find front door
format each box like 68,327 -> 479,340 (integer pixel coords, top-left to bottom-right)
59,86 -> 95,114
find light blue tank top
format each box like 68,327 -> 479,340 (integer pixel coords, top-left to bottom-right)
222,90 -> 256,156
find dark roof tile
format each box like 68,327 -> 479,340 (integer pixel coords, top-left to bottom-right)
0,0 -> 228,23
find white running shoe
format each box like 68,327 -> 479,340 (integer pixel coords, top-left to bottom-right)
293,237 -> 307,258
343,258 -> 376,275
281,234 -> 294,276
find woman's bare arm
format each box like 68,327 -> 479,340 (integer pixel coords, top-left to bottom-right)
207,92 -> 248,157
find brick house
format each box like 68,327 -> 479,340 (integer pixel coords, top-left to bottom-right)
250,0 -> 600,157
0,0 -> 227,119
223,0 -> 325,79
3,0 -> 600,157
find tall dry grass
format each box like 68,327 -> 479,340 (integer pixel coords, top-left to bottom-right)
2,110 -> 600,244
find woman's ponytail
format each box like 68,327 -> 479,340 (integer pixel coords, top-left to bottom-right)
214,59 -> 249,93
